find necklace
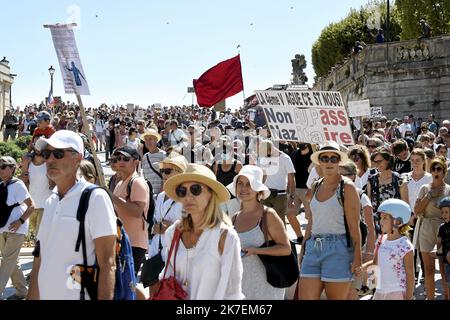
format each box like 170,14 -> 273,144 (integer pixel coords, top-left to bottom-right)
184,249 -> 189,287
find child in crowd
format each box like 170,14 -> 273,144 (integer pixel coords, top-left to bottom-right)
363,199 -> 415,300
437,197 -> 450,300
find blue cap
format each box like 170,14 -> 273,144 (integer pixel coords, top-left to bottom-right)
378,199 -> 411,226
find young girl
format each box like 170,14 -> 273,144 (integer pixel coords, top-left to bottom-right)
363,199 -> 415,300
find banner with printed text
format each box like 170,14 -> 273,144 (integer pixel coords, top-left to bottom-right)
48,24 -> 90,95
255,90 -> 354,145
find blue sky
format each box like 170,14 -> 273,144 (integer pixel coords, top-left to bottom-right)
2,0 -> 371,109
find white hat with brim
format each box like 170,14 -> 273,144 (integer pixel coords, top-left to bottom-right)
164,163 -> 230,204
141,129 -> 162,142
310,141 -> 348,166
35,130 -> 84,155
227,165 -> 270,200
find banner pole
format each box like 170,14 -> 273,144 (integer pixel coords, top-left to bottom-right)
76,94 -> 106,187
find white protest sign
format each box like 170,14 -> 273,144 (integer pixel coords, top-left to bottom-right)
371,106 -> 383,118
347,100 -> 371,117
127,103 -> 134,113
255,90 -> 354,145
48,24 -> 90,95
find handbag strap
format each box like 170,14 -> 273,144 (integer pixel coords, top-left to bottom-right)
157,200 -> 175,251
260,206 -> 270,246
146,154 -> 163,179
162,227 -> 182,279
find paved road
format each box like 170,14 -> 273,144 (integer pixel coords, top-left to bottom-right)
2,151 -> 446,300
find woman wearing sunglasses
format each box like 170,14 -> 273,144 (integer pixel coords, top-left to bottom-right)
348,145 -> 371,190
160,163 -> 244,299
298,141 -> 362,300
414,157 -> 450,300
147,153 -> 187,297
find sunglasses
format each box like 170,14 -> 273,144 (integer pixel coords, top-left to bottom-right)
175,184 -> 204,198
0,164 -> 13,170
431,166 -> 444,172
319,155 -> 340,164
41,149 -> 76,160
367,145 -> 378,149
110,155 -> 131,163
160,168 -> 176,175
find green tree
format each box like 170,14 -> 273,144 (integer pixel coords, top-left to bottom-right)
312,1 -> 402,78
396,0 -> 449,40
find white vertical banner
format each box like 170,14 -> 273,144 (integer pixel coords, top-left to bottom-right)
48,24 -> 90,95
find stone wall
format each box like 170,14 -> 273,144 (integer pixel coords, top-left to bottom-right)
313,35 -> 450,122
0,61 -> 13,117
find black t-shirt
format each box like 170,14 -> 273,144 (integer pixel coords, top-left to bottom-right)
438,222 -> 450,263
293,149 -> 313,189
394,156 -> 412,175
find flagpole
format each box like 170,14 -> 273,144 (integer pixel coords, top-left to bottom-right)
237,45 -> 246,108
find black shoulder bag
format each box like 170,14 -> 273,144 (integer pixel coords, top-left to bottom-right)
258,207 -> 299,288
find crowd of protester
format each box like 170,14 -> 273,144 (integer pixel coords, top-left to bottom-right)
0,100 -> 450,300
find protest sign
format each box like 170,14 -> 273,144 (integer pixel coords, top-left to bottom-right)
348,100 -> 371,117
47,24 -> 90,95
255,90 -> 354,145
371,106 -> 383,118
127,103 -> 134,113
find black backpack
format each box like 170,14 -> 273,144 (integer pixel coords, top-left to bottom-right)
126,176 -> 156,231
0,178 -> 20,228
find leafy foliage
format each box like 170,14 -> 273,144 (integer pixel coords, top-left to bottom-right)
14,135 -> 32,150
0,141 -> 27,163
396,0 -> 449,40
312,1 -> 402,78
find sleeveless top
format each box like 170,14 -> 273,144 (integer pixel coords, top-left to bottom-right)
217,160 -> 238,199
310,189 -> 346,235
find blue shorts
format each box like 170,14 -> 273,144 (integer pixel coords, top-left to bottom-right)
300,234 -> 354,282
445,264 -> 450,287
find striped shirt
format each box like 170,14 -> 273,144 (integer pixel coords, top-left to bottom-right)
142,150 -> 166,194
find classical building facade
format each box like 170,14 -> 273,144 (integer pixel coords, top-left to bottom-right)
0,57 -> 14,117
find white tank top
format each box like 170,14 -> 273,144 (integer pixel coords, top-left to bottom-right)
310,190 -> 346,235
29,162 -> 52,208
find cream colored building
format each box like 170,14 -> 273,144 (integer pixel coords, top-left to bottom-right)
0,57 -> 14,118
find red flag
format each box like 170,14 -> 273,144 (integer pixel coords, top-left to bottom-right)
193,55 -> 243,108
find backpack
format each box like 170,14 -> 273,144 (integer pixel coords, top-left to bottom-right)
127,176 -> 156,231
312,178 -> 368,247
75,185 -> 137,300
0,178 -> 20,228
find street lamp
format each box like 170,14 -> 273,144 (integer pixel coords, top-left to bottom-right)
48,65 -> 55,93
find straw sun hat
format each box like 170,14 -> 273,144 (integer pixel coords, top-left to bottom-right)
310,141 -> 348,166
164,163 -> 230,204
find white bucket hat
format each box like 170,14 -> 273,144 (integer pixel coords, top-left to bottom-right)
227,165 -> 270,200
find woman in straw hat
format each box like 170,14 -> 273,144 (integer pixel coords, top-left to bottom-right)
159,163 -> 244,299
141,129 -> 166,195
228,165 -> 291,300
147,152 -> 187,296
298,141 -> 362,300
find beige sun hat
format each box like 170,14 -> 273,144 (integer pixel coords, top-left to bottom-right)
140,129 -> 162,142
227,165 -> 270,200
159,152 -> 188,172
310,140 -> 349,165
164,163 -> 230,204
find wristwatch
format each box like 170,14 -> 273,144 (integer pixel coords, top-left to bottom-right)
19,218 -> 25,224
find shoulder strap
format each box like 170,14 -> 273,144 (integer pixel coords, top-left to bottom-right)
339,179 -> 351,248
126,175 -> 138,201
392,172 -> 400,198
260,206 -> 270,246
146,154 -> 163,179
311,178 -> 324,197
162,227 -> 182,279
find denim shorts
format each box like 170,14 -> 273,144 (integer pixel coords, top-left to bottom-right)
300,234 -> 354,282
445,264 -> 450,287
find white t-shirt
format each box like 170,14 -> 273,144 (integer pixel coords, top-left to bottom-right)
148,192 -> 182,258
360,192 -> 372,209
29,162 -> 52,209
125,138 -> 140,151
259,152 -> 296,191
0,180 -> 30,235
95,119 -> 105,133
37,179 -> 117,300
306,166 -> 320,189
399,123 -> 412,137
376,235 -> 413,293
357,169 -> 370,190
402,172 -> 433,210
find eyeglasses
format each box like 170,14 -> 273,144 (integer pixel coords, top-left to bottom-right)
373,159 -> 384,165
41,149 -> 76,160
160,168 -> 177,175
0,164 -> 13,170
175,184 -> 204,198
110,155 -> 131,163
319,155 -> 340,164
431,166 -> 444,172
350,154 -> 361,161
341,172 -> 355,177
